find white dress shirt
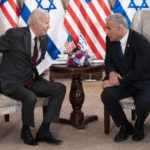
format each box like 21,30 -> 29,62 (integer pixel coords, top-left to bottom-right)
120,29 -> 129,54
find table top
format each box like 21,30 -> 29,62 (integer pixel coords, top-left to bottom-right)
50,63 -> 105,75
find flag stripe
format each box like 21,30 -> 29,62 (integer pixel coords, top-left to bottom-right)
47,37 -> 61,59
0,9 -> 12,28
74,0 -> 105,51
88,1 -> 106,32
0,5 -> 18,27
64,18 -> 79,44
20,4 -> 31,24
8,0 -> 20,17
67,4 -> 103,59
97,0 -> 111,16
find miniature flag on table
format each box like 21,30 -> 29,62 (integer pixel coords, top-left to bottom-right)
19,0 -> 68,60
0,0 -> 20,30
113,0 -> 150,27
64,0 -> 111,60
78,33 -> 88,54
64,34 -> 76,53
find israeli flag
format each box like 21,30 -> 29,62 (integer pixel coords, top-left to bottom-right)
78,33 -> 88,51
113,0 -> 150,27
18,0 -> 68,60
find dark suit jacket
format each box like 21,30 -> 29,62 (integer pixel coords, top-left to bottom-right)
105,28 -> 150,90
0,26 -> 48,95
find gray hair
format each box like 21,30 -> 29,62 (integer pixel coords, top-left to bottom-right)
106,13 -> 129,30
28,8 -> 49,25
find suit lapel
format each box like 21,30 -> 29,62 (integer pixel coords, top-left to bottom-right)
24,27 -> 32,63
36,36 -> 47,65
39,36 -> 45,58
122,29 -> 132,64
113,41 -> 122,60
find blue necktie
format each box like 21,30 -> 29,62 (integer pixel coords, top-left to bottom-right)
118,41 -> 123,58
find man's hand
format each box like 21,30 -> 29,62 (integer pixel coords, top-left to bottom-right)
102,80 -> 113,89
109,71 -> 122,86
43,67 -> 50,74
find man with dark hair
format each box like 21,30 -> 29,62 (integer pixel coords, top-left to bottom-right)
0,8 -> 66,146
101,13 -> 150,142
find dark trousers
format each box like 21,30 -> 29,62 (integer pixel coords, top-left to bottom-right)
101,86 -> 150,127
8,77 -> 66,127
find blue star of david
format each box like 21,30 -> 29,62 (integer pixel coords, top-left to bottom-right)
35,0 -> 56,12
128,0 -> 149,11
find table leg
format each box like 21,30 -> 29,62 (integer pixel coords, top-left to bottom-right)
60,74 -> 98,129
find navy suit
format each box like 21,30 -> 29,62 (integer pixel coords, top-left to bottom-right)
101,29 -> 150,126
0,27 -> 66,126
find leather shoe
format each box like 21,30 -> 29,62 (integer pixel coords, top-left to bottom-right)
132,121 -> 145,141
21,129 -> 38,146
36,132 -> 62,145
114,123 -> 134,142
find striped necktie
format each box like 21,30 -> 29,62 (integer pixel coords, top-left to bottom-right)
25,37 -> 38,88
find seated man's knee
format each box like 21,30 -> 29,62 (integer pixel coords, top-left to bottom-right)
23,93 -> 37,105
136,99 -> 150,112
101,87 -> 113,104
56,82 -> 66,94
60,83 -> 66,92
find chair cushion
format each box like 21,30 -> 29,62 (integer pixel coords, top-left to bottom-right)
0,94 -> 48,115
119,97 -> 135,110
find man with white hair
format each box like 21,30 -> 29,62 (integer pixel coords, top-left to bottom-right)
0,8 -> 66,146
101,13 -> 150,142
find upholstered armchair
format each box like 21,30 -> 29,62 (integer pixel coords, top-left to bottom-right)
104,9 -> 150,134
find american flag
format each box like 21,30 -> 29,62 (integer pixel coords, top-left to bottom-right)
0,0 -> 20,30
64,34 -> 76,52
64,0 -> 111,60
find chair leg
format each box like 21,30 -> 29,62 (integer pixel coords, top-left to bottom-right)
4,114 -> 9,122
42,106 -> 47,118
104,107 -> 110,134
131,109 -> 136,120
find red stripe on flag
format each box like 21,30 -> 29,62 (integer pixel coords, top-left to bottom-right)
88,1 -> 106,32
0,5 -> 18,28
67,5 -> 103,59
97,0 -> 111,16
8,0 -> 20,17
74,0 -> 105,50
64,18 -> 79,44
